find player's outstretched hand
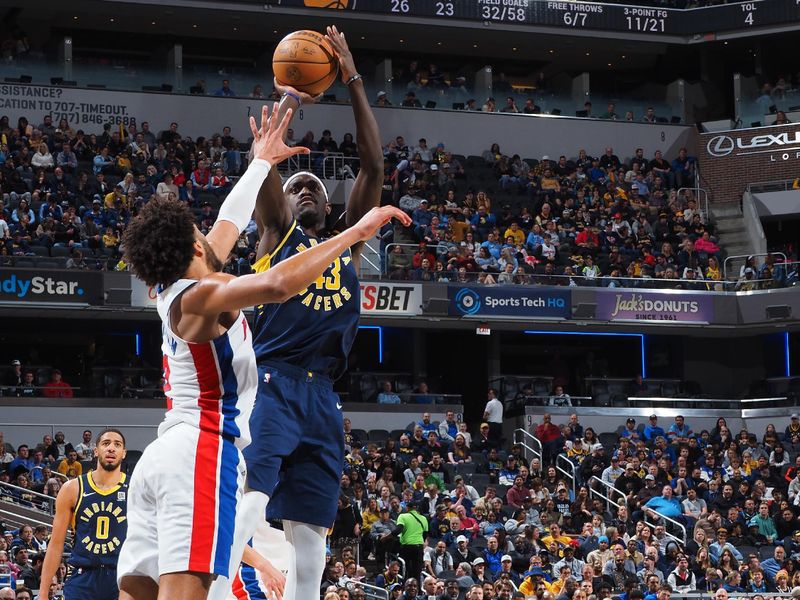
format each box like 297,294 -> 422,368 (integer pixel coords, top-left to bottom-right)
352,206 -> 411,241
325,25 -> 357,84
257,558 -> 286,600
249,104 -> 309,165
272,77 -> 323,105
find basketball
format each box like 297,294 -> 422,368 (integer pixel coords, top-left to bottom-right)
272,30 -> 339,96
302,0 -> 349,7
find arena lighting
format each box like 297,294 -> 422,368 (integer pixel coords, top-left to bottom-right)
358,325 -> 383,364
135,333 -> 141,357
523,330 -> 647,379
786,332 -> 792,378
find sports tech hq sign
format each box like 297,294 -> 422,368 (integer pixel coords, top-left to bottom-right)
699,122 -> 800,205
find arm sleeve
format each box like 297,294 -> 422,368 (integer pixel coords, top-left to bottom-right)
215,158 -> 271,233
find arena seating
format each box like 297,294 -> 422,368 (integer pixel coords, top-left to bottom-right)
7,114 -> 795,291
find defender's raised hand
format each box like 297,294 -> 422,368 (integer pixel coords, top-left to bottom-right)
352,206 -> 411,241
249,104 -> 309,165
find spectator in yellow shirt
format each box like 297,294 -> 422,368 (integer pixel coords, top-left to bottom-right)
57,450 -> 83,479
504,222 -> 525,246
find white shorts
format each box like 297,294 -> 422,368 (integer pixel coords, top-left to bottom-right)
117,422 -> 246,584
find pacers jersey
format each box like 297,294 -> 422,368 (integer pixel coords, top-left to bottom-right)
252,220 -> 359,380
158,279 -> 257,448
70,472 -> 128,568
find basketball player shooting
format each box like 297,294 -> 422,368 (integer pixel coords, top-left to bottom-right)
236,25 -> 387,600
116,103 -> 409,600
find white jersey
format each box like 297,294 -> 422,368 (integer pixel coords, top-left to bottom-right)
157,279 -> 257,448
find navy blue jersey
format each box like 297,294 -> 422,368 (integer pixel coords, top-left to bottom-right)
252,220 -> 359,380
70,472 -> 128,568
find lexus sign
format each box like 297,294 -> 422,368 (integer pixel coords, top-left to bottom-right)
706,131 -> 800,158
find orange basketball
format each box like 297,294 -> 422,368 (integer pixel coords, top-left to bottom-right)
272,30 -> 339,97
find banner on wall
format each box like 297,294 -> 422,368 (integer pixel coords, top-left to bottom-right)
0,268 -> 103,304
448,285 -> 570,319
596,291 -> 714,323
0,83 -> 692,160
133,276 -> 423,316
360,282 -> 422,316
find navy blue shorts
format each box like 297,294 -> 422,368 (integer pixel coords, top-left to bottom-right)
244,360 -> 344,528
64,566 -> 118,600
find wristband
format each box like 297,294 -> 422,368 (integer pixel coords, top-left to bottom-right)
283,91 -> 302,106
216,158 -> 272,233
345,74 -> 363,86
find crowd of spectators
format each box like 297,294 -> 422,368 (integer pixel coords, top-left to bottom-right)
382,138 -> 754,290
326,406 -> 800,600
1,360 -> 73,400
0,113 -> 244,270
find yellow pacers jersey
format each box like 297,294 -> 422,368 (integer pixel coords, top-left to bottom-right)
70,472 -> 128,568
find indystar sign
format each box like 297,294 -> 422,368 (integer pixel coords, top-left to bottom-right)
706,131 -> 800,159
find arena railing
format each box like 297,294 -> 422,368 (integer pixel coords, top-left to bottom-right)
348,580 -> 389,600
723,252 -> 789,281
0,481 -> 55,515
588,476 -> 625,514
513,428 -> 543,466
643,505 -> 687,546
556,454 -> 578,497
677,187 -> 710,223
507,395 -> 593,410
748,178 -> 798,193
377,261 -> 795,292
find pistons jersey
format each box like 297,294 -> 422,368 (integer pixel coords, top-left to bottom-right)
252,220 -> 360,380
157,279 -> 257,448
70,472 -> 128,568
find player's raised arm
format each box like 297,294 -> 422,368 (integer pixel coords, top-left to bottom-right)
185,205 -> 410,315
206,104 -> 309,262
253,84 -> 321,251
40,479 -> 78,600
325,26 -> 384,230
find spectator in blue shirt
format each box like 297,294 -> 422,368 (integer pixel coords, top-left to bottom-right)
620,418 -> 641,441
643,415 -> 666,443
667,416 -> 693,445
377,381 -> 401,404
213,79 -> 236,97
418,413 -> 438,436
481,233 -> 502,260
92,146 -> 114,175
7,445 -> 33,478
645,485 -> 683,525
470,207 -> 496,239
671,148 -> 696,189
412,199 -> 432,239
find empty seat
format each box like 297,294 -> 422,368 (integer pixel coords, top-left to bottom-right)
368,429 -> 389,442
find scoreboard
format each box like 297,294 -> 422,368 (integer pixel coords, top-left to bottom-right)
265,0 -> 800,37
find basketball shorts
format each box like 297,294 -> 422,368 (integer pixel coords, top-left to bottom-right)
243,360 -> 344,528
117,422 -> 246,584
64,566 -> 119,600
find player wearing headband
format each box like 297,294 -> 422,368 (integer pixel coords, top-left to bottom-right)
228,25 -> 387,600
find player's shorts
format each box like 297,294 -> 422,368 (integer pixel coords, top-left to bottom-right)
117,422 -> 246,584
244,360 -> 344,528
64,566 -> 119,600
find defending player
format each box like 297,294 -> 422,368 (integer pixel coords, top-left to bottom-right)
240,26 -> 386,600
40,429 -> 128,600
116,103 -> 409,600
